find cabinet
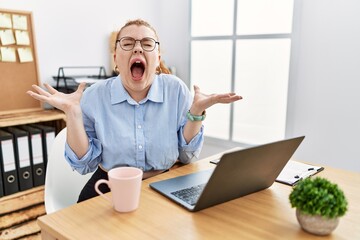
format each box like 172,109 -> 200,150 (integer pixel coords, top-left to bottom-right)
0,109 -> 65,237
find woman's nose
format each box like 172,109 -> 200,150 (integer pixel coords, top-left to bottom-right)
133,41 -> 143,54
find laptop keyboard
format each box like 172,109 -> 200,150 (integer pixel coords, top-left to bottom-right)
171,183 -> 206,206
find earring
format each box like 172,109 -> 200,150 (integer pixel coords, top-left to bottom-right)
114,65 -> 119,74
156,66 -> 162,75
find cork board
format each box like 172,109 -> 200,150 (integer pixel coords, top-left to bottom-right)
0,9 -> 41,113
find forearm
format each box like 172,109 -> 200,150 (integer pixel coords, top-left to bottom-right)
65,105 -> 89,159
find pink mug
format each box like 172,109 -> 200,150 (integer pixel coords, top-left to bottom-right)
95,167 -> 143,212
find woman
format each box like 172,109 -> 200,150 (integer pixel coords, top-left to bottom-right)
27,19 -> 242,202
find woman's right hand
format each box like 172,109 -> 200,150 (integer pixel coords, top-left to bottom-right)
27,82 -> 86,113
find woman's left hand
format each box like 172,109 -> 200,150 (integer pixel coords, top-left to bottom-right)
190,85 -> 242,114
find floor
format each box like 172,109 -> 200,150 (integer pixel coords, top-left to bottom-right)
198,137 -> 244,160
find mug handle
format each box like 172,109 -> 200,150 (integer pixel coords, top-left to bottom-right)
94,179 -> 112,205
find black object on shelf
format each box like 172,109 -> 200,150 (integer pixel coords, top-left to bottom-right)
53,66 -> 108,93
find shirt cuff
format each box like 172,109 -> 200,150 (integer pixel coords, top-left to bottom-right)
178,125 -> 204,162
64,138 -> 102,174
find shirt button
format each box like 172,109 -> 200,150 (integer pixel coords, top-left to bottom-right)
137,125 -> 142,129
138,145 -> 143,149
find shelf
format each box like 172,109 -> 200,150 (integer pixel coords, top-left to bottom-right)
0,109 -> 66,128
53,66 -> 108,93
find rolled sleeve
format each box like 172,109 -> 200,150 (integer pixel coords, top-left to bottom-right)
178,125 -> 204,164
64,138 -> 103,175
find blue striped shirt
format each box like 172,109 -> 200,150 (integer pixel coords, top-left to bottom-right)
65,74 -> 204,174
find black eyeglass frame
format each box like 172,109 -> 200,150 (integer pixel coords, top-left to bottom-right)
116,37 -> 160,52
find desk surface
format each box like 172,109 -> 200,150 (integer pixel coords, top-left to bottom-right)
38,150 -> 360,240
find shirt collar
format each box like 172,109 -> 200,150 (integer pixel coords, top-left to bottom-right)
146,75 -> 163,103
110,75 -> 164,105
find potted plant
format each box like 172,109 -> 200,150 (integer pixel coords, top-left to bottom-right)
289,177 -> 348,235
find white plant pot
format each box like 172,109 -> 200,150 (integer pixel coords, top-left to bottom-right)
296,209 -> 339,235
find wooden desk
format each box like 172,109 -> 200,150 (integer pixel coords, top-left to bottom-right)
38,151 -> 360,240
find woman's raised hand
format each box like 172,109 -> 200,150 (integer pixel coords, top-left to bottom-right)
26,82 -> 86,113
191,85 -> 242,114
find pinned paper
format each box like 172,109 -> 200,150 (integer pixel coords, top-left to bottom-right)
0,47 -> 16,62
12,14 -> 28,30
17,47 -> 33,62
0,29 -> 16,45
0,13 -> 12,28
15,30 -> 30,45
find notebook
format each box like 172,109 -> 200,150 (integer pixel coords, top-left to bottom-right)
149,136 -> 305,212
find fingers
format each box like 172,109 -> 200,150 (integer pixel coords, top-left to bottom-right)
193,85 -> 242,104
31,84 -> 51,97
76,82 -> 87,93
44,83 -> 58,94
217,94 -> 242,103
193,85 -> 200,93
26,90 -> 48,102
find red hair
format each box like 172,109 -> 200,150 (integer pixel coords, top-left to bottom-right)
114,19 -> 170,74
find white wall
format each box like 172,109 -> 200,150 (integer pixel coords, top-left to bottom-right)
2,0 -> 359,172
286,0 -> 360,171
1,0 -> 159,83
159,0 -> 360,172
157,0 -> 190,83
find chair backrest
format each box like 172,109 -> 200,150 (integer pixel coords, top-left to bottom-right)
44,127 -> 91,214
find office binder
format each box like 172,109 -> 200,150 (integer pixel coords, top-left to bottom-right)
5,127 -> 34,191
0,131 -> 3,197
0,129 -> 20,195
30,124 -> 56,167
19,125 -> 46,186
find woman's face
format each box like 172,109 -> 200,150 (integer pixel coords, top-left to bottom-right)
114,25 -> 160,100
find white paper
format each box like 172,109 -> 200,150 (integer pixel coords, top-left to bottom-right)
2,139 -> 16,172
0,47 -> 16,62
0,13 -> 12,28
74,77 -> 100,84
31,134 -> 43,164
18,136 -> 31,167
15,30 -> 30,45
46,132 -> 55,157
18,47 -> 33,62
276,160 -> 323,186
0,29 -> 16,45
12,14 -> 28,30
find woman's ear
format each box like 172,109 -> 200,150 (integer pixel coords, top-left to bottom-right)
113,53 -> 119,74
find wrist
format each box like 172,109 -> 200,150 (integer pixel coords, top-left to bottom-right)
189,105 -> 204,115
65,105 -> 82,118
186,110 -> 206,121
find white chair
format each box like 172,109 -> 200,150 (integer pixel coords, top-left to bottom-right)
44,127 -> 92,214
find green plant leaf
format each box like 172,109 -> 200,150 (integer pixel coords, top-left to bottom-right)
289,177 -> 348,218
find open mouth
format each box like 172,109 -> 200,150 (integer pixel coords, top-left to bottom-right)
131,61 -> 145,80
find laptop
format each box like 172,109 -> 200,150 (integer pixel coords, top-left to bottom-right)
149,136 -> 305,212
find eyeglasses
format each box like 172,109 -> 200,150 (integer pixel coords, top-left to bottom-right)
116,37 -> 160,52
